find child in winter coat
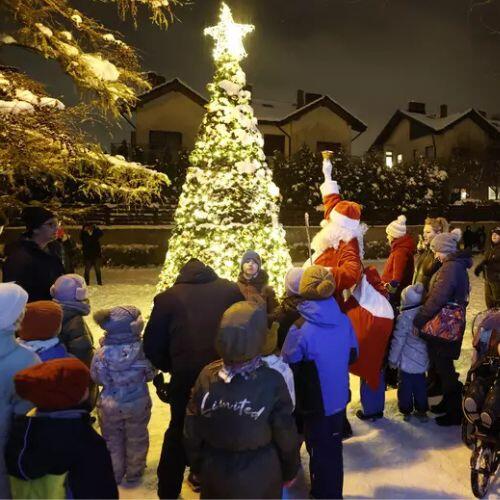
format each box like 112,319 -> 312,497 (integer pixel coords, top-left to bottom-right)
282,265 -> 358,499
50,274 -> 94,367
238,250 -> 279,320
5,357 -> 118,499
184,301 -> 300,499
388,283 -> 429,421
0,283 -> 40,499
17,301 -> 69,361
91,305 -> 155,484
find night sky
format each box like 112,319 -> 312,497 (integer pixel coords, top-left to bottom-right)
2,0 -> 500,154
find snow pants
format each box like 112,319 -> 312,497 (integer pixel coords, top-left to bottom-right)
428,351 -> 462,418
98,395 -> 152,483
303,411 -> 344,499
360,371 -> 385,416
397,371 -> 428,414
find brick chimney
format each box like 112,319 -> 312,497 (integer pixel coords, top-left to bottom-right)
296,89 -> 305,108
407,101 -> 426,114
440,104 -> 448,118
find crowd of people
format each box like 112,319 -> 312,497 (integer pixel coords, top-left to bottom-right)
0,162 -> 499,499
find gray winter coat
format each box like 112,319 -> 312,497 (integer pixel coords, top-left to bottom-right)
389,305 -> 429,374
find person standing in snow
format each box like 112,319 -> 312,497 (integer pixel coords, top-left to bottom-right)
184,301 -> 300,498
143,258 -> 243,498
414,229 -> 471,426
388,283 -> 429,421
91,306 -> 154,484
474,227 -> 500,309
382,215 -> 416,308
0,283 -> 40,499
282,265 -> 358,499
80,223 -> 103,286
3,207 -> 64,302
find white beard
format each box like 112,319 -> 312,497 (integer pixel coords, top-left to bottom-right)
307,220 -> 368,266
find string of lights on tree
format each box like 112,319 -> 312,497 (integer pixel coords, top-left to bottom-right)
157,2 -> 292,294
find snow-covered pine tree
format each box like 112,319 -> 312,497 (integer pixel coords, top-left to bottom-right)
157,3 -> 292,294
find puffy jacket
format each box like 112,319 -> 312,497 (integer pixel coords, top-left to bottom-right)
282,298 -> 358,416
389,305 -> 429,374
5,410 -> 118,499
143,260 -> 243,374
2,238 -> 64,302
412,246 -> 441,293
59,306 -> 94,367
184,361 -> 300,499
414,250 -> 472,359
0,328 -> 40,498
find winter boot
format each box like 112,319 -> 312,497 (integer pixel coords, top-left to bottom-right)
430,398 -> 447,414
356,409 -> 383,421
414,411 -> 429,423
187,471 -> 201,493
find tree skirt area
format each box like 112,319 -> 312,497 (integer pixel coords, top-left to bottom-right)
83,260 -> 498,499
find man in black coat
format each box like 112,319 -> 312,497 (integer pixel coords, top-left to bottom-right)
80,223 -> 103,285
143,258 -> 244,499
2,207 -> 64,302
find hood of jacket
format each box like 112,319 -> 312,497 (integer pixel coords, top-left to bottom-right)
391,233 -> 416,254
0,327 -> 19,361
97,341 -> 143,370
175,259 -> 218,285
443,249 -> 473,269
297,298 -> 343,327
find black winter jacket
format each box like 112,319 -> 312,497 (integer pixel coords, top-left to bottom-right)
475,243 -> 500,283
184,360 -> 300,499
80,227 -> 103,260
414,250 -> 472,359
143,260 -> 244,374
5,410 -> 118,499
2,237 -> 64,302
412,246 -> 441,293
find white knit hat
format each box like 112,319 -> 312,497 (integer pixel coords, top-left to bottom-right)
386,215 -> 407,239
0,283 -> 28,330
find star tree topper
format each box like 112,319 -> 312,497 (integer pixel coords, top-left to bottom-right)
204,3 -> 254,62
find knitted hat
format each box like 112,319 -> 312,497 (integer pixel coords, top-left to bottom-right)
261,322 -> 278,357
386,215 -> 407,239
0,283 -> 28,331
14,357 -> 90,411
18,301 -> 63,341
430,228 -> 462,254
401,283 -> 425,308
216,301 -> 267,364
22,206 -> 56,231
50,274 -> 88,302
299,265 -> 336,300
285,267 -> 304,297
93,305 -> 144,337
240,250 -> 261,270
324,200 -> 362,230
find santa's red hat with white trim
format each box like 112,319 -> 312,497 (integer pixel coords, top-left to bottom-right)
326,201 -> 362,230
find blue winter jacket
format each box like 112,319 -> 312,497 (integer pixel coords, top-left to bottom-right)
281,298 -> 358,416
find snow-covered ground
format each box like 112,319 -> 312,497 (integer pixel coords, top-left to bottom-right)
82,260 -> 499,499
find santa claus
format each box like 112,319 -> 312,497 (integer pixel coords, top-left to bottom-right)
305,151 -> 394,421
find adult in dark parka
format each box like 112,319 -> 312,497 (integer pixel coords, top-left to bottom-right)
143,258 -> 244,499
414,229 -> 472,426
80,223 -> 103,285
474,227 -> 500,309
184,301 -> 300,499
2,207 -> 64,302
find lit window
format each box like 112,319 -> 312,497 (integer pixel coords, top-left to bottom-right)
488,186 -> 499,200
397,154 -> 403,164
460,188 -> 468,201
385,151 -> 393,168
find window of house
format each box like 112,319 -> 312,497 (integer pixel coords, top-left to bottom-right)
316,141 -> 342,154
488,186 -> 499,200
385,151 -> 394,168
397,153 -> 403,164
263,134 -> 286,156
149,130 -> 182,163
425,145 -> 435,159
460,188 -> 468,201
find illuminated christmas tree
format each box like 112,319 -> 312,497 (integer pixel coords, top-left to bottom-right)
157,2 -> 291,294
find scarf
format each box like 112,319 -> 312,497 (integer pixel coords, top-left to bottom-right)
18,337 -> 60,353
218,356 -> 263,384
55,299 -> 91,317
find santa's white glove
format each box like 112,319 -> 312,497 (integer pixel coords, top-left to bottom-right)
320,156 -> 339,197
322,157 -> 333,180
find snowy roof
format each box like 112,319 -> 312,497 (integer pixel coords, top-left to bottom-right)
136,78 -> 366,132
371,107 -> 500,148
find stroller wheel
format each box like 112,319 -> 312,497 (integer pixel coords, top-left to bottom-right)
470,445 -> 493,498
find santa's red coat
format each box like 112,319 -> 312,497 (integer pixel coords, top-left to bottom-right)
314,192 -> 393,389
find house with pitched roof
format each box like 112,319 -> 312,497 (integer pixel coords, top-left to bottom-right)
370,102 -> 500,200
129,77 -> 366,161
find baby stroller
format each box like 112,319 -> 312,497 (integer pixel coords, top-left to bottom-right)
462,308 -> 499,498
